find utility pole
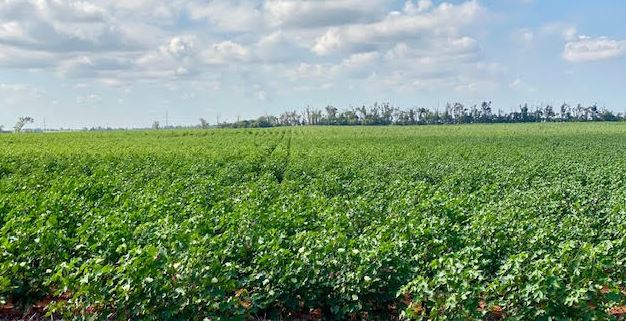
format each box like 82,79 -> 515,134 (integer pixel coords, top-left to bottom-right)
165,111 -> 169,128
43,118 -> 46,132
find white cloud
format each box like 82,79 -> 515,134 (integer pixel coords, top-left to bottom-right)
0,44 -> 57,68
187,1 -> 262,32
384,37 -> 481,65
562,28 -> 578,41
202,41 -> 251,65
59,55 -> 134,78
0,0 -> 145,52
264,0 -> 387,29
76,93 -> 102,105
285,63 -> 333,81
103,0 -> 187,24
367,35 -> 492,92
541,22 -> 577,41
0,21 -> 25,39
343,51 -> 380,67
405,0 -> 434,14
312,0 -> 485,55
283,34 -> 485,93
162,36 -> 195,58
563,36 -> 626,63
283,51 -> 379,83
255,31 -> 308,62
0,0 -> 493,94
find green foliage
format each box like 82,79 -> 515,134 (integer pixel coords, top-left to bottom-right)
1,124 -> 626,320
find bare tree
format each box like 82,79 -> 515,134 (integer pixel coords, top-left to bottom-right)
14,116 -> 34,133
199,118 -> 210,129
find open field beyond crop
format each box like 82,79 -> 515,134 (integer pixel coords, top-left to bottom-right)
1,123 -> 626,320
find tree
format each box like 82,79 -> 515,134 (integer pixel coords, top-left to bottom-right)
600,109 -> 617,121
408,108 -> 417,124
417,108 -> 428,124
341,109 -> 358,125
199,118 -> 210,129
544,105 -> 555,121
533,107 -> 543,122
451,103 -> 465,123
152,121 -> 160,130
353,106 -> 365,124
589,103 -> 599,121
325,105 -> 338,125
480,101 -> 492,122
14,116 -> 34,133
469,105 -> 479,122
380,102 -> 395,125
560,103 -> 571,121
216,101 -> 626,128
520,104 -> 529,122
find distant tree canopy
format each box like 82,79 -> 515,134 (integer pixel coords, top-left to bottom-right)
218,102 -> 624,128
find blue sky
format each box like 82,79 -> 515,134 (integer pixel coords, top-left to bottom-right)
1,0 -> 625,129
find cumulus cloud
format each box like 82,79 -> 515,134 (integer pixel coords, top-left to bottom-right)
264,0 -> 388,28
384,37 -> 481,65
563,36 -> 626,63
311,0 -> 485,55
104,0 -> 187,24
0,0 -> 492,93
186,1 -> 262,32
58,55 -> 135,79
403,0 -> 434,14
0,44 -> 57,68
162,36 -> 195,58
0,0 -> 144,52
255,31 -> 310,62
202,41 -> 251,65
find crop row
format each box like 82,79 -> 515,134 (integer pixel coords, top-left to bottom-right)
1,124 -> 626,320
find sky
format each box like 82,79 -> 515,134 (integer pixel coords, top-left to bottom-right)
1,0 -> 626,129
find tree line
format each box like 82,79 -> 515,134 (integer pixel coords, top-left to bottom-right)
4,102 -> 623,133
218,102 -> 625,128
